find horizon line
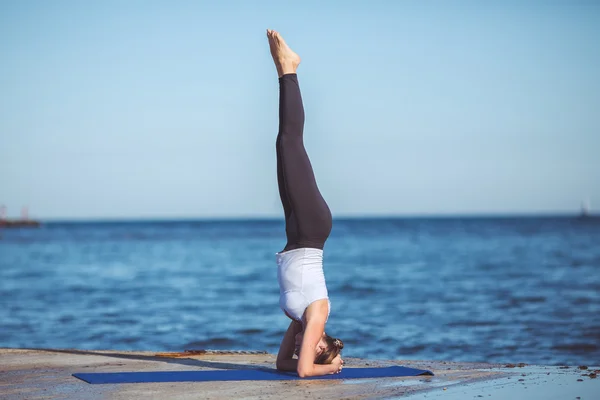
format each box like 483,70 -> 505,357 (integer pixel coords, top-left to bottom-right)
18,211 -> 599,223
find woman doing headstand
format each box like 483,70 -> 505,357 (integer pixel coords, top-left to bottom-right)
267,29 -> 344,378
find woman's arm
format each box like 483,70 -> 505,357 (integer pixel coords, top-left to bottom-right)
296,317 -> 338,377
276,320 -> 303,371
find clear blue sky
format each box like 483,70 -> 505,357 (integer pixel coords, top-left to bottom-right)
1,1 -> 598,219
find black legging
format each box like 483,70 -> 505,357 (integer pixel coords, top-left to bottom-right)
276,74 -> 332,252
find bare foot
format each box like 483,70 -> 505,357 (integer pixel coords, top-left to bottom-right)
266,29 -> 301,78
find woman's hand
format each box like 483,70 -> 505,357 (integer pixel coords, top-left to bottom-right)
330,354 -> 344,374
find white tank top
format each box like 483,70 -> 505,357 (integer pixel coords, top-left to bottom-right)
276,247 -> 331,324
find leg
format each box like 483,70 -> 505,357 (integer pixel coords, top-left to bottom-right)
267,29 -> 332,250
277,74 -> 332,250
276,134 -> 291,220
270,28 -> 299,227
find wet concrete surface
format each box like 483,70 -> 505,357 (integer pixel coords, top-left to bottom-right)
403,364 -> 600,400
1,348 -> 596,399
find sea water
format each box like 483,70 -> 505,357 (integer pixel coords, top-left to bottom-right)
1,217 -> 598,365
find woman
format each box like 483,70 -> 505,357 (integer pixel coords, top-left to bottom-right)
267,29 -> 344,378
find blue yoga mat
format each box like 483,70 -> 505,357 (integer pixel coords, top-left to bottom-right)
73,366 -> 433,384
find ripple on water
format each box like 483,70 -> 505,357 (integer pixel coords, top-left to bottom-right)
183,337 -> 238,348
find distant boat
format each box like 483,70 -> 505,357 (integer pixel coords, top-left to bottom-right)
0,205 -> 41,228
0,219 -> 41,228
579,198 -> 597,219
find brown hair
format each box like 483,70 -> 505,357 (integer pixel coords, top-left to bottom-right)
315,335 -> 344,364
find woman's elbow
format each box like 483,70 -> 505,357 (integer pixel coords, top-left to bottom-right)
296,366 -> 310,378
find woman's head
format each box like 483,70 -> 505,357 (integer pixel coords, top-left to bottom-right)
294,331 -> 344,364
315,334 -> 344,364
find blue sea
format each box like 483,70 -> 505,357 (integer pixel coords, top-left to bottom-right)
1,217 -> 598,365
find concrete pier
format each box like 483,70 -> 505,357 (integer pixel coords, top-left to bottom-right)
0,348 -> 597,399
